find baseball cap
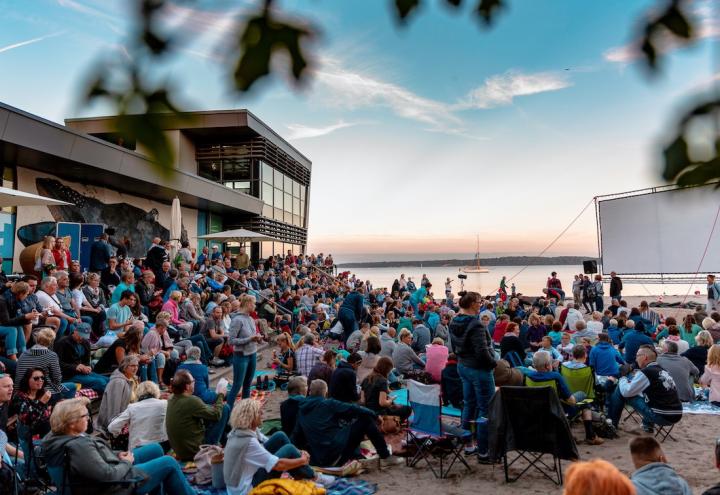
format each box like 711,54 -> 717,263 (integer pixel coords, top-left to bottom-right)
75,325 -> 91,339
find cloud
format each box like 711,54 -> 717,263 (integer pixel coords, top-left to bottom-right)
0,32 -> 65,54
456,70 -> 572,109
56,0 -> 114,21
313,60 -> 461,130
286,121 -> 357,140
604,0 -> 719,64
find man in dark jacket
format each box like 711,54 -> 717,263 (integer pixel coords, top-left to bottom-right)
145,238 -> 169,277
0,283 -> 36,360
54,326 -> 109,392
292,379 -> 401,467
610,271 -> 623,301
449,291 -> 496,461
89,233 -> 113,273
338,288 -> 365,343
280,376 -> 307,436
329,353 -> 361,402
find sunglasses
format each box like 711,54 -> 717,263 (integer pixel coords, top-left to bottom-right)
31,376 -> 45,382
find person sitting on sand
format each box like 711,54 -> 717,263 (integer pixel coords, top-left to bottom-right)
291,379 -> 402,468
224,398 -> 335,495
629,436 -> 691,495
280,376 -> 307,437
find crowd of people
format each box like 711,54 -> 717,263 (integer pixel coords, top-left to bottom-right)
0,234 -> 719,494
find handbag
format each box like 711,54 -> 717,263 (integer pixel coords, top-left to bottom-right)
218,342 -> 233,359
193,444 -> 224,485
379,415 -> 401,435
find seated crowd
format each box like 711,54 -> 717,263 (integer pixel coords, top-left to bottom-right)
2,238 -> 720,493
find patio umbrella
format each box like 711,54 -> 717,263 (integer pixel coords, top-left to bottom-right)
0,186 -> 73,207
198,228 -> 279,244
170,197 -> 182,258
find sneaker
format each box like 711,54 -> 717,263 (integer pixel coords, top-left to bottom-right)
314,473 -> 336,487
585,436 -> 605,446
262,376 -> 270,391
463,446 -> 478,456
642,425 -> 654,434
210,357 -> 225,367
477,453 -> 495,465
379,455 -> 404,468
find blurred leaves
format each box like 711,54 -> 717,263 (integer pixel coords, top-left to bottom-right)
394,0 -> 421,21
662,100 -> 720,187
639,0 -> 693,71
232,4 -> 315,92
475,0 -> 505,26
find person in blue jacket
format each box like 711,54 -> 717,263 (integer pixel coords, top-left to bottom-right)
338,287 -> 365,343
619,320 -> 654,364
589,333 -> 625,377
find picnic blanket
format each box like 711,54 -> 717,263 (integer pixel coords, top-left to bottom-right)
390,387 -> 461,418
682,401 -> 720,415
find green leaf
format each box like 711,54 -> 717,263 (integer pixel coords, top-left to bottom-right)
675,158 -> 720,187
394,0 -> 421,21
658,5 -> 692,39
662,135 -> 691,181
233,11 -> 314,92
475,0 -> 504,25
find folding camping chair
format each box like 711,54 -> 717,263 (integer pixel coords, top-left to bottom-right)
525,374 -> 593,422
494,386 -> 578,485
405,379 -> 472,479
559,365 -> 598,412
621,403 -> 679,443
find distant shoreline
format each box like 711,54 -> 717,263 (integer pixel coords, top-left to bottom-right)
337,255 -> 595,269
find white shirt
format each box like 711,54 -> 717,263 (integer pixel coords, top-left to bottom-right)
564,309 -> 583,331
587,321 -> 604,337
226,431 -> 278,495
36,290 -> 61,313
71,288 -> 87,308
107,397 -> 168,451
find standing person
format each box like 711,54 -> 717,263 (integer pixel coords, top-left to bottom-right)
338,287 -> 365,344
610,271 -> 623,302
145,238 -> 169,278
236,247 -> 250,270
592,274 -> 605,312
572,274 -> 583,307
51,237 -> 72,271
448,291 -> 496,463
89,233 -> 113,273
547,271 -> 565,301
708,275 -> 720,312
581,276 -> 595,314
227,294 -> 262,408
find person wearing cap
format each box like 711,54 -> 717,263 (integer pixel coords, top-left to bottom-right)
54,324 -> 110,392
211,245 -> 222,262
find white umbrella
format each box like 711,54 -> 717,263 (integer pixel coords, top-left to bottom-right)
198,228 -> 278,244
170,197 -> 182,259
0,186 -> 73,206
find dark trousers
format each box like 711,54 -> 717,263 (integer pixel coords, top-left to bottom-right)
338,414 -> 390,465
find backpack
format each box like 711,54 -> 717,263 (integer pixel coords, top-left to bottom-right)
586,285 -> 597,299
193,444 -> 223,485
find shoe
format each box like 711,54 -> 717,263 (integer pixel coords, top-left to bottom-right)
642,425 -> 654,434
314,473 -> 336,487
477,453 -> 495,465
463,446 -> 478,456
379,455 -> 404,468
262,376 -> 270,391
210,357 -> 225,367
586,436 -> 604,446
256,376 -> 263,390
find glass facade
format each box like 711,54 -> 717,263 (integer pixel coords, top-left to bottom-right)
259,241 -> 304,258
260,160 -> 306,228
197,145 -> 258,196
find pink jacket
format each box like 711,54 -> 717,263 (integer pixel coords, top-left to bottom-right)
701,364 -> 720,403
161,300 -> 183,325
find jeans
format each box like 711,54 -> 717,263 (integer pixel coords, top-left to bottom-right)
0,326 -> 25,356
251,432 -> 315,486
204,404 -> 230,445
595,296 -> 604,312
708,299 -> 717,312
70,372 -> 109,392
607,387 -> 674,428
458,363 -> 495,456
187,335 -> 212,363
227,352 -> 256,408
138,360 -> 158,384
133,443 -> 194,495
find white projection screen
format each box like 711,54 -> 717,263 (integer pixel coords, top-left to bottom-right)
599,185 -> 720,275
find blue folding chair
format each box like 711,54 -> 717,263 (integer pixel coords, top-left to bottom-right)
405,379 -> 472,478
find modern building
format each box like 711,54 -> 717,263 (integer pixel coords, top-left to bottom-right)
0,102 -> 311,272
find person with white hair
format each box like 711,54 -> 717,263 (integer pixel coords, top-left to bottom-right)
108,380 -> 168,451
178,346 -> 217,404
224,398 -> 334,495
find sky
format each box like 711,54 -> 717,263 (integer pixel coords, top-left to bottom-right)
0,0 -> 718,263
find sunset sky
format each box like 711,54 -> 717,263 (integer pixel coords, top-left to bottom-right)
1,0 -> 717,262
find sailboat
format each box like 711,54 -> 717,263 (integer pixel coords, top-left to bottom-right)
461,236 -> 489,273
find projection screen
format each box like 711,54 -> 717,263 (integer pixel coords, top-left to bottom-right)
598,185 -> 720,275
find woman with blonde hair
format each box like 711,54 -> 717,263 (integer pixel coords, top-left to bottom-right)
35,236 -> 55,274
700,344 -> 720,407
563,459 -> 635,495
224,398 -> 332,495
44,397 -> 194,494
682,329 -> 714,374
227,294 -> 262,407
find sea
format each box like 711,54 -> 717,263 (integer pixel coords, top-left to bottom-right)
341,265 -> 708,299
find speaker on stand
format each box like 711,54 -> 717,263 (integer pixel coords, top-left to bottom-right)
583,260 -> 598,274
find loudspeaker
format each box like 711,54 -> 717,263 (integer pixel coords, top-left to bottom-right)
583,260 -> 598,274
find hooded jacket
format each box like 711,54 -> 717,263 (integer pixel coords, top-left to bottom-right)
449,314 -> 496,371
631,463 -> 692,495
291,395 -> 375,466
97,368 -> 136,433
42,433 -> 144,495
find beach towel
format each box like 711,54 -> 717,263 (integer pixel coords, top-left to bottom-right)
327,479 -> 377,495
682,401 -> 720,415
